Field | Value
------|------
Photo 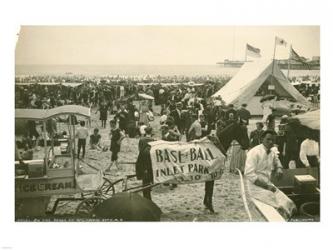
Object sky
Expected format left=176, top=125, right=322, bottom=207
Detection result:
left=15, top=26, right=320, bottom=65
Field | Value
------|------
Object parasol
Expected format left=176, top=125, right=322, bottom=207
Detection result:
left=92, top=192, right=162, bottom=221
left=292, top=109, right=320, bottom=130
left=138, top=93, right=154, bottom=100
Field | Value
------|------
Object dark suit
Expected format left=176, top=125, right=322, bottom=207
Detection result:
left=138, top=137, right=155, bottom=153
left=250, top=129, right=264, bottom=148
left=170, top=109, right=182, bottom=132
left=225, top=108, right=238, bottom=121
left=237, top=108, right=251, bottom=125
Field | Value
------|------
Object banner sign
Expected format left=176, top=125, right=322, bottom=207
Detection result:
left=16, top=177, right=76, bottom=198
left=149, top=138, right=226, bottom=184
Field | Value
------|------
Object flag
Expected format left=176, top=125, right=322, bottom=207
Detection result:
left=246, top=43, right=261, bottom=58
left=275, top=36, right=287, bottom=47
left=290, top=47, right=307, bottom=63
left=290, top=47, right=310, bottom=69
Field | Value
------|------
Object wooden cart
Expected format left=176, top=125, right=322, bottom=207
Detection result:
left=15, top=105, right=116, bottom=220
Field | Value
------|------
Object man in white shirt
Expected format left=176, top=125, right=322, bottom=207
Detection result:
left=245, top=130, right=296, bottom=219
left=76, top=120, right=89, bottom=159
left=299, top=136, right=320, bottom=168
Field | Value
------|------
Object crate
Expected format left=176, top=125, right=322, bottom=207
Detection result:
left=294, top=175, right=317, bottom=194
left=27, top=160, right=45, bottom=178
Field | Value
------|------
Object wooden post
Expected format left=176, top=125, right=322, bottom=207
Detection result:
left=43, top=121, right=48, bottom=170
left=68, top=115, right=76, bottom=173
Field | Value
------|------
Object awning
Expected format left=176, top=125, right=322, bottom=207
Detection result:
left=15, top=105, right=91, bottom=120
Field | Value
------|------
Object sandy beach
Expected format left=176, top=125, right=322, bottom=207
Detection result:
left=45, top=107, right=265, bottom=222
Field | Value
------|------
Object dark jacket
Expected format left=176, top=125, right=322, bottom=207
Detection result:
left=250, top=129, right=264, bottom=148
left=237, top=108, right=251, bottom=125
left=170, top=109, right=182, bottom=130
left=138, top=137, right=155, bottom=153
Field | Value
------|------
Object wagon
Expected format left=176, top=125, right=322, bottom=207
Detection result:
left=15, top=105, right=116, bottom=220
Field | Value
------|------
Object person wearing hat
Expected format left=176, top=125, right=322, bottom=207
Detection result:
left=161, top=120, right=180, bottom=190
left=188, top=113, right=202, bottom=141
left=96, top=101, right=108, bottom=128
left=281, top=121, right=299, bottom=169
left=249, top=122, right=265, bottom=148
left=162, top=118, right=181, bottom=142
left=261, top=96, right=276, bottom=123
left=105, top=119, right=125, bottom=172
left=266, top=113, right=276, bottom=131
left=225, top=104, right=238, bottom=122
left=114, top=104, right=128, bottom=134
left=237, top=103, right=251, bottom=126
left=138, top=126, right=155, bottom=153
left=89, top=128, right=102, bottom=150
left=169, top=102, right=183, bottom=133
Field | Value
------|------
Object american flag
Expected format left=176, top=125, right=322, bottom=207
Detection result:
left=246, top=43, right=261, bottom=57
left=290, top=47, right=309, bottom=69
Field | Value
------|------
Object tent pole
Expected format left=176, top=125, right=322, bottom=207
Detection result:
left=287, top=45, right=292, bottom=80
left=245, top=44, right=247, bottom=62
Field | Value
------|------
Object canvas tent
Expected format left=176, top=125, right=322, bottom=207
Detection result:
left=212, top=60, right=310, bottom=115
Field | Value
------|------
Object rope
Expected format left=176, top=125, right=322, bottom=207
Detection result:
left=236, top=168, right=253, bottom=222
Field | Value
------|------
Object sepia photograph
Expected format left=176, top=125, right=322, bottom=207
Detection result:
left=14, top=25, right=321, bottom=222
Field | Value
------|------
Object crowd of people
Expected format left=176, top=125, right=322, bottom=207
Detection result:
left=290, top=75, right=320, bottom=106
left=15, top=74, right=229, bottom=109
left=15, top=72, right=321, bottom=221
left=15, top=74, right=320, bottom=176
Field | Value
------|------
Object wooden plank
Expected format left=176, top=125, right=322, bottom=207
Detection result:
left=252, top=199, right=285, bottom=222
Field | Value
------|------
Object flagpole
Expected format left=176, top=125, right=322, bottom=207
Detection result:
left=287, top=45, right=292, bottom=80
left=271, top=37, right=277, bottom=85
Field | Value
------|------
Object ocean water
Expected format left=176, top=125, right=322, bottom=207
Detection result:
left=15, top=64, right=320, bottom=78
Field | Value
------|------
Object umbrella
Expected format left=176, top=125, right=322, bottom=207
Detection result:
left=61, top=82, right=83, bottom=88
left=92, top=192, right=162, bottom=221
left=293, top=109, right=320, bottom=130
left=271, top=107, right=290, bottom=117
left=138, top=93, right=154, bottom=100
left=260, top=94, right=276, bottom=103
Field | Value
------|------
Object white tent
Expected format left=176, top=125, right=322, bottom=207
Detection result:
left=212, top=60, right=310, bottom=115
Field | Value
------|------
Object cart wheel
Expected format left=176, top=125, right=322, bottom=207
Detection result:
left=75, top=197, right=104, bottom=217
left=100, top=178, right=116, bottom=198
